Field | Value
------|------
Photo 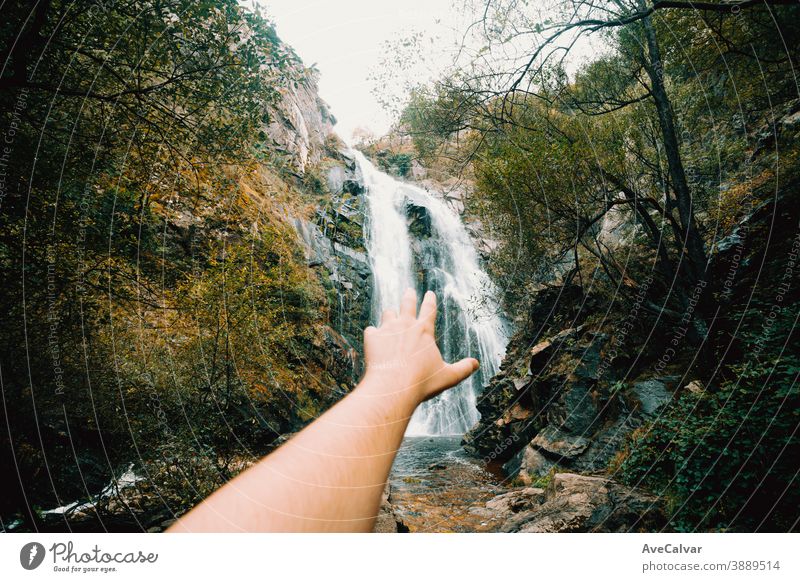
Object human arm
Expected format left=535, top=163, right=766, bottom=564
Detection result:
left=168, top=288, right=479, bottom=532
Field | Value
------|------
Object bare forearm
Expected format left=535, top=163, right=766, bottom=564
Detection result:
left=169, top=374, right=417, bottom=532
left=168, top=289, right=478, bottom=533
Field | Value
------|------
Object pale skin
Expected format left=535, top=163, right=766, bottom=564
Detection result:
left=168, top=288, right=479, bottom=532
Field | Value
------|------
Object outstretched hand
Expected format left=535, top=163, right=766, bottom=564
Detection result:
left=171, top=287, right=479, bottom=532
left=362, top=288, right=479, bottom=405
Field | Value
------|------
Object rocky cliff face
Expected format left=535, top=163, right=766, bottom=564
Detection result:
left=292, top=151, right=373, bottom=376
left=11, top=39, right=377, bottom=532
left=263, top=58, right=374, bottom=382
left=455, top=179, right=799, bottom=532
left=265, top=66, right=338, bottom=174
left=462, top=279, right=700, bottom=482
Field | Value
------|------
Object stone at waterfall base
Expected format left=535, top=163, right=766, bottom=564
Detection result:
left=476, top=473, right=666, bottom=533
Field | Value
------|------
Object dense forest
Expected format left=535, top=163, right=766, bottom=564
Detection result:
left=1, top=0, right=799, bottom=533
left=0, top=0, right=365, bottom=531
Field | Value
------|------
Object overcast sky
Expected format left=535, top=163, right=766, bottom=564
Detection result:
left=258, top=1, right=601, bottom=142
left=260, top=0, right=464, bottom=141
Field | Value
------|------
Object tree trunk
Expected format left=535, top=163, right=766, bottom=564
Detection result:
left=641, top=14, right=708, bottom=287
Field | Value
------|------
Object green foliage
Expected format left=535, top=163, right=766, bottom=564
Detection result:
left=375, top=150, right=413, bottom=178
left=400, top=84, right=481, bottom=162
left=619, top=307, right=800, bottom=531
left=529, top=466, right=560, bottom=490
left=301, top=165, right=328, bottom=197
left=0, top=0, right=339, bottom=523
left=398, top=4, right=799, bottom=318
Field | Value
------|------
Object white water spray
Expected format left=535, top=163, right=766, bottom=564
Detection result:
left=356, top=151, right=508, bottom=435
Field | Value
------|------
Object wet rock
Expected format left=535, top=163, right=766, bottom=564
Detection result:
left=292, top=211, right=372, bottom=367
left=497, top=473, right=666, bottom=533
left=405, top=202, right=433, bottom=238
left=321, top=326, right=360, bottom=384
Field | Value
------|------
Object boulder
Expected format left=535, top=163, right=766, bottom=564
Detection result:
left=531, top=426, right=590, bottom=460
left=485, top=488, right=545, bottom=518
left=685, top=380, right=706, bottom=395
left=517, top=446, right=555, bottom=484
left=632, top=379, right=672, bottom=416
left=496, top=473, right=666, bottom=532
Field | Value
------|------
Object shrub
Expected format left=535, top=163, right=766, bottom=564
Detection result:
left=619, top=307, right=800, bottom=531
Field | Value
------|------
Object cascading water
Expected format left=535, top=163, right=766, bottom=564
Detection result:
left=355, top=151, right=508, bottom=435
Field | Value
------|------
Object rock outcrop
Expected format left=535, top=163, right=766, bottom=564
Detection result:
left=264, top=47, right=374, bottom=374
left=464, top=286, right=633, bottom=473
left=265, top=64, right=337, bottom=174
left=459, top=283, right=676, bottom=531
left=486, top=473, right=666, bottom=533
left=292, top=150, right=373, bottom=378
left=256, top=50, right=373, bottom=385
left=462, top=279, right=688, bottom=485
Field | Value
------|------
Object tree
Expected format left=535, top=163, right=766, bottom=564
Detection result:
left=398, top=0, right=798, bottom=328
left=0, top=0, right=334, bottom=526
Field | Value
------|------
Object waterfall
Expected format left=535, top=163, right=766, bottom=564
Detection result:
left=355, top=151, right=508, bottom=436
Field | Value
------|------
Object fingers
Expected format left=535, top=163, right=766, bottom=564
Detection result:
left=443, top=358, right=480, bottom=388
left=418, top=290, right=437, bottom=331
left=399, top=287, right=417, bottom=319
left=380, top=309, right=397, bottom=325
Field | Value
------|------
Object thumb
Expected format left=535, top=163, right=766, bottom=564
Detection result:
left=443, top=358, right=480, bottom=388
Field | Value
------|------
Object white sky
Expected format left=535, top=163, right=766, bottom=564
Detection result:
left=259, top=0, right=465, bottom=141
left=257, top=1, right=602, bottom=142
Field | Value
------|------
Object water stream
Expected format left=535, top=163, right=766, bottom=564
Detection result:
left=356, top=151, right=508, bottom=435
